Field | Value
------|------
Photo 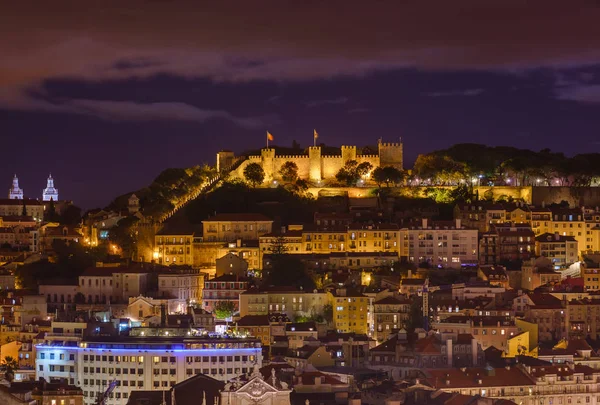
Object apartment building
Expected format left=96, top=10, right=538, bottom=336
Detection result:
left=78, top=266, right=150, bottom=304
left=201, top=213, right=272, bottom=242
left=535, top=233, right=578, bottom=269
left=157, top=268, right=203, bottom=303
left=480, top=224, right=535, bottom=266
left=400, top=219, right=478, bottom=269
left=331, top=288, right=369, bottom=334
left=201, top=274, right=249, bottom=313
left=154, top=225, right=197, bottom=266
left=347, top=223, right=399, bottom=254
left=549, top=208, right=585, bottom=258
left=239, top=286, right=329, bottom=320
left=36, top=332, right=262, bottom=405
left=373, top=295, right=411, bottom=342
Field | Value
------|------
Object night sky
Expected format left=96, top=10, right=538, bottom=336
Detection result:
left=2, top=2, right=600, bottom=209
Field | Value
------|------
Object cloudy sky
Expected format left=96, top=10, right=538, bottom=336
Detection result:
left=2, top=1, right=600, bottom=208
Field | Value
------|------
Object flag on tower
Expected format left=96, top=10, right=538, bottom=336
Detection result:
left=267, top=131, right=274, bottom=141
left=313, top=129, right=318, bottom=140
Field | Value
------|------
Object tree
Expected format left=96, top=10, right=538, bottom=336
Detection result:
left=335, top=160, right=373, bottom=186
left=268, top=235, right=289, bottom=255
left=61, top=205, right=82, bottom=225
left=3, top=356, right=18, bottom=382
left=243, top=163, right=265, bottom=187
left=279, top=161, right=299, bottom=183
left=372, top=166, right=404, bottom=187
left=322, top=304, right=333, bottom=324
left=45, top=199, right=60, bottom=222
left=214, top=301, right=236, bottom=320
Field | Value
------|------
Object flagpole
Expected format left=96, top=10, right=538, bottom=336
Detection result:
left=266, top=131, right=269, bottom=148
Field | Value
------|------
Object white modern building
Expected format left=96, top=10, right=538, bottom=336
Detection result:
left=400, top=219, right=479, bottom=268
left=36, top=332, right=262, bottom=405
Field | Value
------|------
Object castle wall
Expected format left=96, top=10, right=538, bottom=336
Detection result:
left=272, top=156, right=311, bottom=179
left=227, top=142, right=401, bottom=184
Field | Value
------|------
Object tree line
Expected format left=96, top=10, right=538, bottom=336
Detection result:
left=412, top=144, right=600, bottom=187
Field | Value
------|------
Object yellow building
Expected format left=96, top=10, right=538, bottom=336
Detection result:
left=583, top=267, right=600, bottom=291
left=239, top=287, right=329, bottom=321
left=504, top=331, right=534, bottom=357
left=535, top=233, right=578, bottom=269
left=259, top=230, right=303, bottom=259
left=347, top=223, right=399, bottom=254
left=530, top=207, right=552, bottom=236
left=154, top=225, right=197, bottom=265
left=331, top=288, right=368, bottom=334
left=549, top=208, right=585, bottom=258
left=303, top=225, right=347, bottom=254
left=202, top=213, right=273, bottom=242
left=515, top=318, right=539, bottom=356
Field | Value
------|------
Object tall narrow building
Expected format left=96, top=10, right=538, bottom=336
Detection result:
left=8, top=174, right=24, bottom=199
left=42, top=174, right=59, bottom=201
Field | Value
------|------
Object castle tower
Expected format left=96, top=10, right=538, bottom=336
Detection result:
left=128, top=193, right=140, bottom=214
left=261, top=148, right=276, bottom=182
left=341, top=145, right=357, bottom=163
left=309, top=146, right=322, bottom=182
left=42, top=174, right=59, bottom=201
left=378, top=139, right=403, bottom=170
left=216, top=150, right=235, bottom=172
left=8, top=174, right=24, bottom=199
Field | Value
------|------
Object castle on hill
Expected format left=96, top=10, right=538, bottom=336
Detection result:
left=219, top=139, right=403, bottom=183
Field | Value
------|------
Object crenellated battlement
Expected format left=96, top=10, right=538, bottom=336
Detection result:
left=341, top=145, right=356, bottom=150
left=357, top=154, right=379, bottom=159
left=276, top=155, right=310, bottom=160
left=379, top=142, right=402, bottom=147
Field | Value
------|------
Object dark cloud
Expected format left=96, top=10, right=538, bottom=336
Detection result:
left=305, top=97, right=349, bottom=108
left=556, top=84, right=600, bottom=103
left=426, top=89, right=484, bottom=97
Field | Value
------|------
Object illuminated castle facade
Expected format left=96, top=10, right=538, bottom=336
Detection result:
left=222, top=139, right=403, bottom=183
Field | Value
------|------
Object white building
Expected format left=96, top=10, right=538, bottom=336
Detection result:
left=42, top=174, right=59, bottom=201
left=400, top=219, right=479, bottom=268
left=8, top=174, right=24, bottom=199
left=36, top=332, right=262, bottom=405
left=78, top=266, right=150, bottom=305
left=157, top=269, right=204, bottom=304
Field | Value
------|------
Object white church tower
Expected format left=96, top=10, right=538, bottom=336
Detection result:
left=42, top=174, right=59, bottom=201
left=8, top=174, right=24, bottom=199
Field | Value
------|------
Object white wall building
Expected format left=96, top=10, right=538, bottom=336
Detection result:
left=36, top=334, right=262, bottom=405
left=400, top=219, right=479, bottom=268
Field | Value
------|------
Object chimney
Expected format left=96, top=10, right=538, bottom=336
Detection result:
left=471, top=337, right=478, bottom=366
left=455, top=218, right=461, bottom=229
left=160, top=304, right=166, bottom=327
left=555, top=232, right=560, bottom=241
left=446, top=339, right=453, bottom=367
left=422, top=218, right=428, bottom=229
left=236, top=239, right=242, bottom=248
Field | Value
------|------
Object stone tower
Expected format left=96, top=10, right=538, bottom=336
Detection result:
left=8, top=174, right=24, bottom=199
left=309, top=146, right=322, bottom=182
left=42, top=174, right=59, bottom=201
left=378, top=140, right=403, bottom=170
left=261, top=148, right=276, bottom=182
left=216, top=150, right=235, bottom=172
left=341, top=145, right=357, bottom=163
